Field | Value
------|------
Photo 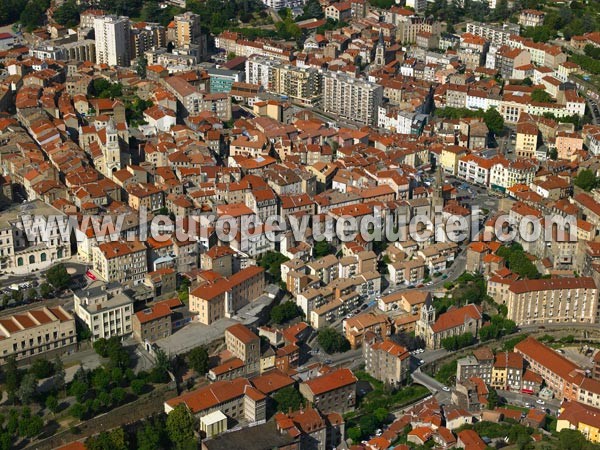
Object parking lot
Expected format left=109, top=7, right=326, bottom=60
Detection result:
left=156, top=317, right=238, bottom=355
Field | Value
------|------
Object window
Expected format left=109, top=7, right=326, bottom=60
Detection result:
left=40, top=253, right=47, bottom=262
left=17, top=257, right=23, bottom=266
left=29, top=255, right=35, bottom=264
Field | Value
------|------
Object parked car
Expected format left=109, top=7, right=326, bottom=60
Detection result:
left=442, top=386, right=450, bottom=392
left=536, top=399, right=545, bottom=405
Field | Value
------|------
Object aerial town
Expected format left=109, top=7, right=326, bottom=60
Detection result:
left=2, top=0, right=600, bottom=449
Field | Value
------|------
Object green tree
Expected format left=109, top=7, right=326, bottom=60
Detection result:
left=69, top=380, right=89, bottom=402
left=45, top=395, right=59, bottom=414
left=86, top=428, right=128, bottom=450
left=317, top=327, right=350, bottom=354
left=46, top=264, right=70, bottom=289
left=131, top=379, right=146, bottom=396
left=346, top=426, right=362, bottom=443
left=53, top=0, right=80, bottom=27
left=188, top=346, right=209, bottom=376
left=483, top=108, right=504, bottom=135
left=137, top=417, right=167, bottom=450
left=20, top=0, right=50, bottom=31
left=111, top=387, right=126, bottom=405
left=531, top=89, right=553, bottom=103
left=272, top=386, right=304, bottom=412
left=166, top=404, right=197, bottom=450
left=54, top=356, right=66, bottom=394
left=70, top=402, right=87, bottom=420
left=270, top=301, right=303, bottom=324
left=575, top=169, right=598, bottom=191
left=18, top=410, right=43, bottom=438
left=136, top=55, right=148, bottom=79
left=30, top=359, right=54, bottom=379
left=549, top=148, right=558, bottom=160
left=259, top=251, right=289, bottom=282
left=4, top=356, right=20, bottom=403
left=40, top=282, right=53, bottom=298
left=487, top=387, right=499, bottom=409
left=17, top=373, right=37, bottom=404
left=314, top=241, right=334, bottom=258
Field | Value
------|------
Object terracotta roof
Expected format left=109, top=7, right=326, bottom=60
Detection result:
left=431, top=304, right=482, bottom=333
left=165, top=377, right=252, bottom=413
left=509, top=277, right=596, bottom=294
left=302, top=368, right=357, bottom=395
left=250, top=369, right=295, bottom=395
left=226, top=323, right=259, bottom=344
left=515, top=337, right=578, bottom=381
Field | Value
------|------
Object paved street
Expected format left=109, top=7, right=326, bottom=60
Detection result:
left=411, top=369, right=452, bottom=404
left=499, top=390, right=560, bottom=415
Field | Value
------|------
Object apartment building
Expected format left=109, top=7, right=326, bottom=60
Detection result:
left=174, top=12, right=202, bottom=47
left=132, top=298, right=180, bottom=343
left=163, top=76, right=232, bottom=120
left=126, top=182, right=165, bottom=212
left=515, top=337, right=583, bottom=400
left=0, top=306, right=76, bottom=363
left=225, top=324, right=261, bottom=377
left=343, top=313, right=392, bottom=349
left=491, top=351, right=524, bottom=391
left=299, top=368, right=357, bottom=414
left=519, top=9, right=545, bottom=27
left=92, top=239, right=148, bottom=287
left=322, top=71, right=383, bottom=126
left=515, top=121, right=539, bottom=159
left=557, top=401, right=600, bottom=444
left=94, top=15, right=131, bottom=66
left=489, top=158, right=537, bottom=191
left=131, top=22, right=165, bottom=59
left=0, top=200, right=71, bottom=275
left=189, top=266, right=265, bottom=324
left=164, top=377, right=267, bottom=425
left=246, top=56, right=321, bottom=105
left=275, top=406, right=345, bottom=450
left=456, top=347, right=495, bottom=384
left=504, top=277, right=599, bottom=326
left=363, top=335, right=410, bottom=387
left=73, top=281, right=134, bottom=341
left=387, top=258, right=427, bottom=286
left=465, top=22, right=519, bottom=46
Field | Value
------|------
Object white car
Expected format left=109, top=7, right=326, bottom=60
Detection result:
left=536, top=399, right=545, bottom=405
left=419, top=359, right=425, bottom=365
left=442, top=386, right=450, bottom=392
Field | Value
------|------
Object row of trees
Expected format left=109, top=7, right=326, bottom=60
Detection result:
left=84, top=408, right=197, bottom=450
left=434, top=107, right=504, bottom=135
left=441, top=332, right=474, bottom=351
left=479, top=315, right=517, bottom=341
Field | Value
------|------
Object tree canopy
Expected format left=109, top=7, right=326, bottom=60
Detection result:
left=53, top=0, right=80, bottom=28
left=166, top=404, right=197, bottom=450
left=188, top=346, right=209, bottom=376
left=531, top=89, right=554, bottom=103
left=483, top=108, right=504, bottom=135
left=574, top=169, right=598, bottom=191
left=270, top=301, right=303, bottom=324
left=273, top=386, right=304, bottom=412
left=317, top=327, right=350, bottom=354
left=496, top=243, right=540, bottom=279
left=46, top=264, right=70, bottom=289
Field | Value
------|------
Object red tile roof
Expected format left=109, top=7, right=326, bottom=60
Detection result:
left=302, top=368, right=357, bottom=395
left=431, top=304, right=482, bottom=333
